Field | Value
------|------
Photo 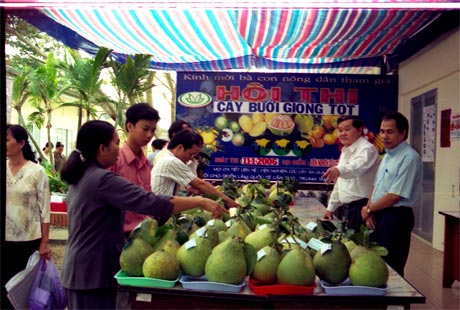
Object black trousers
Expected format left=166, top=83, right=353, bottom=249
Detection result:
left=66, top=288, right=118, bottom=310
left=371, top=206, right=414, bottom=277
left=337, top=198, right=369, bottom=233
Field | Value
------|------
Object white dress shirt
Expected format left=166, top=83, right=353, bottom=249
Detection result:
left=326, top=137, right=380, bottom=212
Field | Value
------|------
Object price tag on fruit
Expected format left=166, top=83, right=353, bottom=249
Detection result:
left=257, top=248, right=267, bottom=261
left=185, top=237, right=197, bottom=250
left=306, top=221, right=317, bottom=231
left=320, top=243, right=332, bottom=254
left=307, top=238, right=324, bottom=251
left=195, top=227, right=206, bottom=237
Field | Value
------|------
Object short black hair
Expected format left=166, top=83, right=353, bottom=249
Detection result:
left=168, top=119, right=191, bottom=139
left=168, top=129, right=203, bottom=150
left=56, top=141, right=64, bottom=148
left=151, top=138, right=168, bottom=149
left=337, top=115, right=364, bottom=131
left=381, top=111, right=409, bottom=140
left=125, top=103, right=160, bottom=131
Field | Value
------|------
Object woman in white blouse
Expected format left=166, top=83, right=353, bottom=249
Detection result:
left=3, top=124, right=51, bottom=310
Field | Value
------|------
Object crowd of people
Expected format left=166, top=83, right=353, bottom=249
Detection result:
left=4, top=104, right=421, bottom=309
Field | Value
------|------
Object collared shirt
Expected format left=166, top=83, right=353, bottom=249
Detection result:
left=327, top=137, right=380, bottom=212
left=110, top=142, right=152, bottom=233
left=151, top=150, right=196, bottom=196
left=6, top=160, right=50, bottom=241
left=372, top=141, right=422, bottom=207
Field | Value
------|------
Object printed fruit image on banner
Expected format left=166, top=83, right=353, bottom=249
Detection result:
left=176, top=72, right=397, bottom=183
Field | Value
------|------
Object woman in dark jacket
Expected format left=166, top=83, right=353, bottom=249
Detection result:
left=60, top=120, right=227, bottom=310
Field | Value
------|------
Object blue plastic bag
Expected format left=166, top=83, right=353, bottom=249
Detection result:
left=29, top=259, right=67, bottom=310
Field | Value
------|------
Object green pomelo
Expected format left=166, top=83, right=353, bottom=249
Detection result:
left=190, top=226, right=220, bottom=248
left=206, top=219, right=228, bottom=232
left=344, top=240, right=358, bottom=255
left=205, top=237, right=247, bottom=284
left=143, top=250, right=180, bottom=280
left=349, top=249, right=389, bottom=287
left=226, top=221, right=251, bottom=239
left=160, top=239, right=181, bottom=257
left=177, top=236, right=213, bottom=277
left=277, top=247, right=315, bottom=286
left=350, top=245, right=369, bottom=261
left=313, top=242, right=352, bottom=285
left=139, top=218, right=159, bottom=247
left=252, top=246, right=281, bottom=284
left=152, top=229, right=175, bottom=252
left=119, top=239, right=154, bottom=276
left=244, top=226, right=275, bottom=251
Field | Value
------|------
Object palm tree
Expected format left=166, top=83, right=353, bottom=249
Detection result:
left=107, top=54, right=156, bottom=132
left=27, top=53, right=72, bottom=167
left=60, top=47, right=112, bottom=132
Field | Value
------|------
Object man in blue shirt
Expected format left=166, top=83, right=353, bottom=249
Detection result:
left=361, top=111, right=422, bottom=276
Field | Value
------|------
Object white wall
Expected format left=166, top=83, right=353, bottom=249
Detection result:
left=399, top=27, right=460, bottom=251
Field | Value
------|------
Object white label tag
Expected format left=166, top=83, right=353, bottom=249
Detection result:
left=195, top=227, right=206, bottom=237
left=207, top=219, right=216, bottom=226
left=225, top=220, right=232, bottom=228
left=257, top=248, right=266, bottom=261
left=306, top=221, right=317, bottom=231
left=135, top=293, right=152, bottom=302
left=258, top=224, right=268, bottom=230
left=281, top=237, right=308, bottom=249
left=307, top=238, right=324, bottom=251
left=320, top=243, right=332, bottom=254
left=185, top=237, right=197, bottom=249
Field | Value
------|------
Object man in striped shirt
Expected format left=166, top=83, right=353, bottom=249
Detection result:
left=151, top=129, right=238, bottom=210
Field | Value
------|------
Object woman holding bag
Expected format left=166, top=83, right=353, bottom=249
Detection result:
left=3, top=124, right=51, bottom=310
left=60, top=120, right=227, bottom=309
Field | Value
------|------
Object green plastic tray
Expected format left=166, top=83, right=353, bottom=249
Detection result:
left=114, top=270, right=180, bottom=288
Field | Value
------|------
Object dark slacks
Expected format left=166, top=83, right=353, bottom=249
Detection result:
left=66, top=287, right=118, bottom=310
left=337, top=198, right=369, bottom=233
left=372, top=206, right=414, bottom=277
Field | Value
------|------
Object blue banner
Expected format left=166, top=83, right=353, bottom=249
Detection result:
left=176, top=72, right=397, bottom=183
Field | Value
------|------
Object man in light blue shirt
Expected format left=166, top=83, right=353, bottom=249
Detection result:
left=361, top=111, right=422, bottom=276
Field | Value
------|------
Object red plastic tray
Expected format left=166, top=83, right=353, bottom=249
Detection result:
left=249, top=278, right=316, bottom=295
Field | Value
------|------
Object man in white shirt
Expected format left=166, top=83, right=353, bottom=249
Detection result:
left=151, top=129, right=239, bottom=210
left=322, top=116, right=380, bottom=232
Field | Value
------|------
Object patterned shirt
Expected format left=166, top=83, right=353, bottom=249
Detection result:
left=151, top=150, right=196, bottom=195
left=6, top=160, right=50, bottom=241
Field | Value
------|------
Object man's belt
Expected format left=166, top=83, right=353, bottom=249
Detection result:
left=342, top=198, right=369, bottom=208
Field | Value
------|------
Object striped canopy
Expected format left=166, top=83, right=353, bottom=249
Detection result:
left=10, top=7, right=450, bottom=73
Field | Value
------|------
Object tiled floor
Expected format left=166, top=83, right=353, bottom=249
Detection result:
left=405, top=235, right=460, bottom=309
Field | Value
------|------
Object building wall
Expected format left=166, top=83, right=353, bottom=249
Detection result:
left=399, top=27, right=460, bottom=251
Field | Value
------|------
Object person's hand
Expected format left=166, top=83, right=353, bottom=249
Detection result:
left=361, top=205, right=371, bottom=220
left=322, top=167, right=340, bottom=184
left=322, top=210, right=335, bottom=220
left=225, top=199, right=239, bottom=210
left=39, top=240, right=51, bottom=260
left=201, top=197, right=229, bottom=219
left=365, top=215, right=376, bottom=230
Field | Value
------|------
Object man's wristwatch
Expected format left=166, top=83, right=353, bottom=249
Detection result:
left=366, top=206, right=372, bottom=213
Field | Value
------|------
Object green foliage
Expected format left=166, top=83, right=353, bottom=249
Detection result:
left=42, top=161, right=68, bottom=194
